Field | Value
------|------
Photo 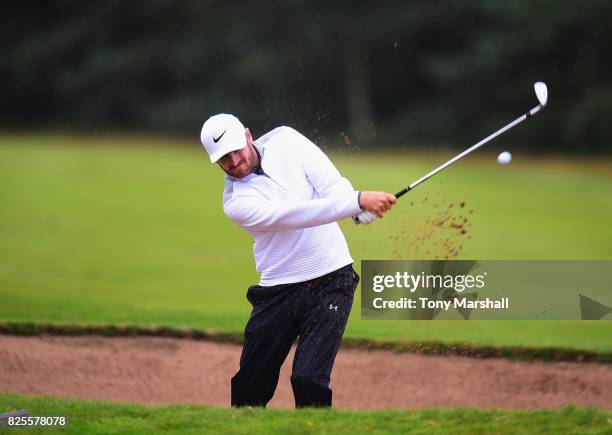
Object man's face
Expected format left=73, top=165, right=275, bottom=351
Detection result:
left=217, top=129, right=257, bottom=179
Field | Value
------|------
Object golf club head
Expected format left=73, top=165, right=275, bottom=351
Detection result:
left=534, top=82, right=548, bottom=107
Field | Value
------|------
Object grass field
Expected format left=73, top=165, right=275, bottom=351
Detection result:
left=1, top=393, right=610, bottom=434
left=1, top=134, right=612, bottom=351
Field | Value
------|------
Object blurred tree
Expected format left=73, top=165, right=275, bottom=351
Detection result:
left=0, top=0, right=610, bottom=151
left=424, top=0, right=612, bottom=150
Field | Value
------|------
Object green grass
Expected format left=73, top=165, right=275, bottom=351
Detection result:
left=1, top=393, right=610, bottom=434
left=1, top=134, right=612, bottom=351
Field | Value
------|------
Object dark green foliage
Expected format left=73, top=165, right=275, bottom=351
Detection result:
left=1, top=1, right=610, bottom=150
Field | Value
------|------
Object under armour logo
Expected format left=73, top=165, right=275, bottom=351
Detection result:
left=329, top=304, right=338, bottom=311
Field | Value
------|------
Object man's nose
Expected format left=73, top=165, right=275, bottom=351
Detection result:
left=229, top=152, right=241, bottom=166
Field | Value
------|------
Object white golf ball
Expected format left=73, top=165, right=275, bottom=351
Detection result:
left=497, top=151, right=512, bottom=165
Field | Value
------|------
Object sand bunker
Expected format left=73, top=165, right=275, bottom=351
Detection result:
left=1, top=335, right=610, bottom=410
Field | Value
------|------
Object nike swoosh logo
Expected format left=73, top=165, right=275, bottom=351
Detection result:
left=213, top=130, right=226, bottom=143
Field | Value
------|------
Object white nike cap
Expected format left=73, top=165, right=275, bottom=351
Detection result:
left=200, top=114, right=247, bottom=163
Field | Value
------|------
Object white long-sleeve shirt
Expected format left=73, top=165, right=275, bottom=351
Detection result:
left=223, top=126, right=361, bottom=286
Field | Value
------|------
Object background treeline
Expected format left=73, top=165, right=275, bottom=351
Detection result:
left=1, top=0, right=611, bottom=151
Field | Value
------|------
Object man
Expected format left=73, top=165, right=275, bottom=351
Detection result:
left=200, top=113, right=396, bottom=408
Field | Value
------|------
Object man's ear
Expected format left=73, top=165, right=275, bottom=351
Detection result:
left=245, top=128, right=252, bottom=143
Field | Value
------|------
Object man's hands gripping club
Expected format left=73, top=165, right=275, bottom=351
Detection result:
left=353, top=191, right=397, bottom=225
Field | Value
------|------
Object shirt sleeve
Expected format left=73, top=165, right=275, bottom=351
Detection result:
left=224, top=191, right=362, bottom=232
left=291, top=130, right=357, bottom=199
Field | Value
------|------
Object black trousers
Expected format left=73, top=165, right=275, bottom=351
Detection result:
left=231, top=264, right=359, bottom=408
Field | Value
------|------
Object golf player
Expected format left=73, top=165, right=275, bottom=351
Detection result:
left=200, top=113, right=396, bottom=408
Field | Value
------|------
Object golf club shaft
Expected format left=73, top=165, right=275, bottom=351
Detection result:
left=394, top=104, right=543, bottom=199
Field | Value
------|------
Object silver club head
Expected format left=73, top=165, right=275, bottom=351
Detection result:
left=534, top=82, right=548, bottom=107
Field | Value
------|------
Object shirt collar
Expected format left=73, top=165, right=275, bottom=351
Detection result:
left=251, top=146, right=264, bottom=176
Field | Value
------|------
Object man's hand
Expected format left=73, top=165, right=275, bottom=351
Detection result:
left=359, top=191, right=396, bottom=217
left=353, top=191, right=396, bottom=224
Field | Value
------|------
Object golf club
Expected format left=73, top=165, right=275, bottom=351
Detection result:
left=355, top=81, right=548, bottom=224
